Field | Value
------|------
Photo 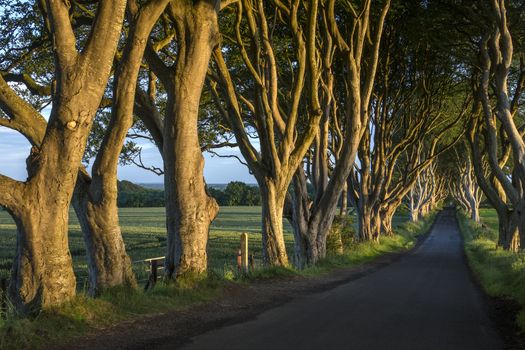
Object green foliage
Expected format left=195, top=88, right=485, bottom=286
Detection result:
left=208, top=182, right=261, bottom=206
left=117, top=180, right=164, bottom=207
left=326, top=215, right=356, bottom=255
left=113, top=181, right=262, bottom=208
left=457, top=210, right=525, bottom=333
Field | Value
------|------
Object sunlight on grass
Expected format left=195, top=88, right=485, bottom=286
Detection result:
left=0, top=276, right=222, bottom=349
left=0, top=208, right=435, bottom=349
left=457, top=210, right=525, bottom=332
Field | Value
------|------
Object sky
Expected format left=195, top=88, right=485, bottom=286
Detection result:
left=0, top=128, right=256, bottom=184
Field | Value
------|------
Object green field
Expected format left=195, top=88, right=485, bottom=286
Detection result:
left=0, top=207, right=410, bottom=287
left=0, top=207, right=294, bottom=285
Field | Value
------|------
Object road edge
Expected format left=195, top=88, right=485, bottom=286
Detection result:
left=454, top=210, right=525, bottom=350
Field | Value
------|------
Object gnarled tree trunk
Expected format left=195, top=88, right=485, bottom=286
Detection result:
left=9, top=177, right=76, bottom=312
left=73, top=176, right=135, bottom=295
left=163, top=1, right=220, bottom=277
left=260, top=180, right=289, bottom=266
left=4, top=0, right=127, bottom=312
left=380, top=205, right=396, bottom=237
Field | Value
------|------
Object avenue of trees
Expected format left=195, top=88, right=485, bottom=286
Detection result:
left=0, top=0, right=523, bottom=313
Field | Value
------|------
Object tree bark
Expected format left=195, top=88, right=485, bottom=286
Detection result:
left=340, top=182, right=348, bottom=216
left=1, top=70, right=136, bottom=295
left=410, top=188, right=419, bottom=222
left=358, top=208, right=374, bottom=242
left=260, top=180, right=289, bottom=266
left=8, top=179, right=76, bottom=312
left=162, top=1, right=220, bottom=277
left=78, top=0, right=169, bottom=294
left=381, top=206, right=396, bottom=237
left=498, top=210, right=520, bottom=252
left=210, top=0, right=324, bottom=267
left=3, top=0, right=127, bottom=312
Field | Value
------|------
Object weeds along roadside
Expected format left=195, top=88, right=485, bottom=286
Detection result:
left=456, top=210, right=525, bottom=333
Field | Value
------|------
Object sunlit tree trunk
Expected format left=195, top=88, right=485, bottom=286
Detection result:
left=0, top=0, right=127, bottom=312
left=161, top=1, right=220, bottom=277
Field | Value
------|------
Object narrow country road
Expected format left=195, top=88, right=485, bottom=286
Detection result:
left=180, top=209, right=503, bottom=350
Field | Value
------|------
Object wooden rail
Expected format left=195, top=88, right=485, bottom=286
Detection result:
left=143, top=256, right=165, bottom=291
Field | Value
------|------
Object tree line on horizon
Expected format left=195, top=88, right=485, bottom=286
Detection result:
left=118, top=180, right=261, bottom=207
left=0, top=0, right=523, bottom=314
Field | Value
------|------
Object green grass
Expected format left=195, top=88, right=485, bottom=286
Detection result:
left=0, top=207, right=295, bottom=284
left=0, top=207, right=435, bottom=349
left=457, top=209, right=525, bottom=332
left=299, top=213, right=435, bottom=277
left=0, top=207, right=411, bottom=285
left=0, top=275, right=222, bottom=349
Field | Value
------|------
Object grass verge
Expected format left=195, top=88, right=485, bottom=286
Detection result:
left=299, top=212, right=436, bottom=277
left=0, top=213, right=435, bottom=349
left=456, top=210, right=525, bottom=333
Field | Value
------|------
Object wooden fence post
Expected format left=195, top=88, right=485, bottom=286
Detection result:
left=151, top=259, right=158, bottom=285
left=1, top=278, right=7, bottom=315
left=241, top=233, right=248, bottom=273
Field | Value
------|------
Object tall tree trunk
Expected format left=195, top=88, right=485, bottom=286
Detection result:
left=163, top=97, right=220, bottom=277
left=1, top=0, right=127, bottom=312
left=498, top=210, right=520, bottom=252
left=72, top=176, right=135, bottom=295
left=470, top=200, right=480, bottom=223
left=371, top=209, right=382, bottom=242
left=410, top=188, right=419, bottom=222
left=340, top=182, right=348, bottom=216
left=289, top=169, right=343, bottom=267
left=289, top=174, right=310, bottom=268
left=9, top=177, right=76, bottom=312
left=163, top=1, right=220, bottom=277
left=260, top=180, right=289, bottom=266
left=381, top=206, right=396, bottom=236
left=358, top=207, right=374, bottom=241
left=72, top=0, right=168, bottom=293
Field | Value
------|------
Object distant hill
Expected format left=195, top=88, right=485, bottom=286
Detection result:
left=138, top=183, right=165, bottom=190
left=118, top=181, right=163, bottom=207
left=118, top=180, right=151, bottom=192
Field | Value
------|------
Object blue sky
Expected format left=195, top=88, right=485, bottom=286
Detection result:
left=0, top=128, right=256, bottom=184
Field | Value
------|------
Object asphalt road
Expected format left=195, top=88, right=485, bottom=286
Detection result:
left=181, top=209, right=503, bottom=350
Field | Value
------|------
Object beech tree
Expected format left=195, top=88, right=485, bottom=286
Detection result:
left=210, top=0, right=323, bottom=266
left=465, top=0, right=524, bottom=251
left=135, top=1, right=224, bottom=277
left=448, top=147, right=483, bottom=222
left=0, top=0, right=170, bottom=294
left=0, top=0, right=126, bottom=312
left=288, top=0, right=391, bottom=266
left=468, top=101, right=521, bottom=250
left=77, top=0, right=170, bottom=292
left=347, top=35, right=464, bottom=241
left=479, top=0, right=524, bottom=248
